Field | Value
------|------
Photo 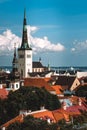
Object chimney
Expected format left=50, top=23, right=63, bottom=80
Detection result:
left=2, top=127, right=5, bottom=130
left=62, top=101, right=67, bottom=110
left=40, top=106, right=45, bottom=110
left=78, top=98, right=82, bottom=106
left=47, top=118, right=51, bottom=124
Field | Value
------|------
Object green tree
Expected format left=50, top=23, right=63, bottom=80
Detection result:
left=7, top=121, right=21, bottom=130
left=0, top=86, right=61, bottom=125
left=22, top=115, right=48, bottom=130
left=44, top=90, right=61, bottom=110
left=48, top=123, right=59, bottom=130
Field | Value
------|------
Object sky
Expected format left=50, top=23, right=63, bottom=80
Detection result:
left=0, top=0, right=87, bottom=67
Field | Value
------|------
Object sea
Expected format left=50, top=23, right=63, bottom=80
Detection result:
left=1, top=66, right=87, bottom=72
left=51, top=66, right=87, bottom=72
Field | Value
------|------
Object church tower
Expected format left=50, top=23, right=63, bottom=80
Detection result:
left=12, top=43, right=18, bottom=73
left=18, top=9, right=32, bottom=78
left=10, top=43, right=20, bottom=80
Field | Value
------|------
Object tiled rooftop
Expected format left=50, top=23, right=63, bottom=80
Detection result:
left=24, top=77, right=54, bottom=92
left=0, top=88, right=8, bottom=99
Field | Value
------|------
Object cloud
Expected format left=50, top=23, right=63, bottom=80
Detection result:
left=0, top=29, right=21, bottom=55
left=0, top=25, right=65, bottom=56
left=71, top=40, right=87, bottom=53
left=27, top=25, right=65, bottom=53
left=30, top=36, right=65, bottom=53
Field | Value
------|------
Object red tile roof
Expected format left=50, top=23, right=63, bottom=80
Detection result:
left=1, top=96, right=87, bottom=129
left=31, top=109, right=56, bottom=123
left=1, top=109, right=69, bottom=129
left=52, top=85, right=63, bottom=95
left=66, top=104, right=87, bottom=115
left=44, top=77, right=52, bottom=82
left=53, top=109, right=70, bottom=122
left=0, top=88, right=8, bottom=99
left=24, top=78, right=54, bottom=91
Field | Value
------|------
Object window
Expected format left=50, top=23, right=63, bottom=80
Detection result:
left=16, top=84, right=18, bottom=88
left=27, top=54, right=31, bottom=58
left=12, top=84, right=14, bottom=89
left=19, top=55, right=24, bottom=58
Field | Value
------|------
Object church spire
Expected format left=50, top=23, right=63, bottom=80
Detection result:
left=24, top=8, right=26, bottom=19
left=12, top=43, right=18, bottom=72
left=21, top=9, right=32, bottom=50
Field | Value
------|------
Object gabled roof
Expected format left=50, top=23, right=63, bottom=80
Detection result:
left=52, top=85, right=63, bottom=95
left=60, top=96, right=87, bottom=115
left=66, top=104, right=87, bottom=115
left=0, top=88, right=8, bottom=99
left=44, top=77, right=52, bottom=82
left=33, top=62, right=45, bottom=68
left=24, top=78, right=54, bottom=91
left=1, top=96, right=87, bottom=129
left=55, top=76, right=76, bottom=90
left=53, top=109, right=70, bottom=122
left=28, top=71, right=52, bottom=77
left=31, top=109, right=56, bottom=123
left=0, top=109, right=69, bottom=129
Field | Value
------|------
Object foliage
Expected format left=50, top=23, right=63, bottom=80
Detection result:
left=0, top=86, right=61, bottom=125
left=75, top=85, right=87, bottom=97
left=48, top=123, right=59, bottom=130
left=22, top=115, right=48, bottom=130
left=6, top=121, right=21, bottom=130
left=6, top=111, right=87, bottom=130
left=7, top=115, right=59, bottom=130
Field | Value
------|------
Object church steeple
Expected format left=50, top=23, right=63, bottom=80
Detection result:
left=12, top=43, right=18, bottom=72
left=21, top=9, right=32, bottom=50
left=18, top=9, right=33, bottom=77
left=11, top=43, right=20, bottom=80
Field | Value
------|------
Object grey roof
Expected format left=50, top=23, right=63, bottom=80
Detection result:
left=33, top=62, right=45, bottom=68
left=55, top=76, right=76, bottom=90
left=28, top=71, right=52, bottom=77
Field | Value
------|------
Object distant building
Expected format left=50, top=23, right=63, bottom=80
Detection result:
left=77, top=71, right=87, bottom=78
left=54, top=75, right=80, bottom=91
left=32, top=61, right=46, bottom=73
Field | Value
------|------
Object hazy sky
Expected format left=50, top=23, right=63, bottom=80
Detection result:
left=0, top=0, right=87, bottom=67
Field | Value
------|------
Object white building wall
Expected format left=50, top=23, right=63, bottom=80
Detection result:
left=10, top=82, right=20, bottom=90
left=77, top=71, right=87, bottom=78
left=25, top=50, right=32, bottom=77
left=18, top=50, right=25, bottom=77
left=70, top=78, right=80, bottom=91
left=18, top=49, right=32, bottom=78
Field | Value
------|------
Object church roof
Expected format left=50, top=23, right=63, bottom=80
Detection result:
left=33, top=62, right=45, bottom=68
